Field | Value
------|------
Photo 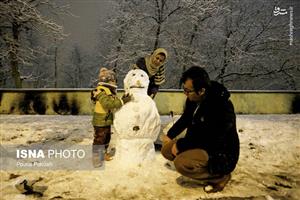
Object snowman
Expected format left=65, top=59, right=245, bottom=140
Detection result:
left=113, top=69, right=161, bottom=166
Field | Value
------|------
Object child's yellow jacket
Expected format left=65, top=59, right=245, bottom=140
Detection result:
left=92, top=84, right=122, bottom=127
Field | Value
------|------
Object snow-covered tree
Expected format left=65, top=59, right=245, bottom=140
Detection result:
left=0, top=0, right=70, bottom=87
left=203, top=0, right=300, bottom=90
left=100, top=0, right=299, bottom=90
left=100, top=0, right=221, bottom=88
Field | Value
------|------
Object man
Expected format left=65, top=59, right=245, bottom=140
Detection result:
left=161, top=66, right=239, bottom=193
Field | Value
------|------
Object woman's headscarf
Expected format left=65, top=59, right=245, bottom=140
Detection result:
left=145, top=48, right=168, bottom=77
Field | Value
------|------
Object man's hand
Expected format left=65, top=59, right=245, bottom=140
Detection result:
left=161, top=135, right=178, bottom=157
left=171, top=143, right=178, bottom=156
left=161, top=135, right=171, bottom=146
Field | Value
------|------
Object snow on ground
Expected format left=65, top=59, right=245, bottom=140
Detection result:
left=0, top=114, right=300, bottom=200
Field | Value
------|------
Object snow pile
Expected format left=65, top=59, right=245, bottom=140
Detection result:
left=0, top=115, right=300, bottom=199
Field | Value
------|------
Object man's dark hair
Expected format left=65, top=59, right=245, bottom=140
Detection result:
left=180, top=66, right=211, bottom=92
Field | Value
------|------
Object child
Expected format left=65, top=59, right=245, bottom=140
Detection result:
left=91, top=67, right=131, bottom=167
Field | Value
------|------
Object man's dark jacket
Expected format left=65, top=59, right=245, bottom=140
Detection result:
left=167, top=81, right=240, bottom=175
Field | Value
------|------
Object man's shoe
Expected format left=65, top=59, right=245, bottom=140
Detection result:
left=203, top=174, right=231, bottom=193
left=164, top=161, right=176, bottom=171
left=176, top=176, right=207, bottom=188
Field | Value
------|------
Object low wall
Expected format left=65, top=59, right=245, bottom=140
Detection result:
left=0, top=89, right=299, bottom=115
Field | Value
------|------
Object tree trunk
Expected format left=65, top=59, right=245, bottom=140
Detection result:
left=54, top=44, right=58, bottom=88
left=219, top=16, right=232, bottom=84
left=10, top=55, right=22, bottom=88
left=153, top=24, right=161, bottom=51
left=10, top=21, right=22, bottom=88
left=220, top=37, right=229, bottom=84
left=113, top=29, right=124, bottom=71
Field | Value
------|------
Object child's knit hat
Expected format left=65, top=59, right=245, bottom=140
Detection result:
left=98, top=67, right=117, bottom=85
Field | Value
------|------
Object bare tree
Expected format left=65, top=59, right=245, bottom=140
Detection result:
left=0, top=0, right=70, bottom=88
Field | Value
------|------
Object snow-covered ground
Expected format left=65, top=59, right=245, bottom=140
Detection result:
left=0, top=114, right=300, bottom=200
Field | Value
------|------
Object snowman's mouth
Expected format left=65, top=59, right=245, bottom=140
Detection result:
left=129, top=86, right=145, bottom=88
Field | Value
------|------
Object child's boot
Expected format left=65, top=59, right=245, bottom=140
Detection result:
left=92, top=146, right=105, bottom=168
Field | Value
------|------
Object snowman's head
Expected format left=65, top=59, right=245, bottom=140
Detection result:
left=124, top=69, right=149, bottom=95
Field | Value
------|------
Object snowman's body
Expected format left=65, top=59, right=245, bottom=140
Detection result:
left=113, top=69, right=160, bottom=166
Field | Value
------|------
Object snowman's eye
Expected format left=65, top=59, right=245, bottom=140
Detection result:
left=132, top=73, right=136, bottom=76
left=141, top=74, right=144, bottom=77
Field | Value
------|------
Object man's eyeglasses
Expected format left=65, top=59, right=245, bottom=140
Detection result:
left=183, top=87, right=195, bottom=94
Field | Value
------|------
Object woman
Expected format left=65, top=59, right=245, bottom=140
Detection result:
left=133, top=48, right=168, bottom=98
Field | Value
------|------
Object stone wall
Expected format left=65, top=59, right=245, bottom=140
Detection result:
left=0, top=89, right=299, bottom=114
